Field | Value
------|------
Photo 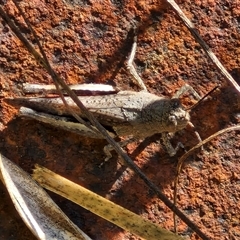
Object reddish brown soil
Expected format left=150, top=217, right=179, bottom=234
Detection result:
left=0, top=0, right=240, bottom=239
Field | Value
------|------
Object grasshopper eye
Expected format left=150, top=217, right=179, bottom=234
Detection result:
left=169, top=115, right=177, bottom=126
left=171, top=98, right=180, bottom=108
left=180, top=116, right=186, bottom=121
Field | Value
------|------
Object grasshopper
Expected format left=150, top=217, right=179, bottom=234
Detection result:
left=6, top=38, right=202, bottom=160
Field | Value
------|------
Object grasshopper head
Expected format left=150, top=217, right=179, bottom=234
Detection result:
left=167, top=98, right=190, bottom=132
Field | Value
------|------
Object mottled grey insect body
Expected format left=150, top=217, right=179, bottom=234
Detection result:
left=5, top=34, right=201, bottom=158
left=8, top=90, right=190, bottom=141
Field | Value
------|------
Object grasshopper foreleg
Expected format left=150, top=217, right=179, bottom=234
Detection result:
left=161, top=132, right=185, bottom=157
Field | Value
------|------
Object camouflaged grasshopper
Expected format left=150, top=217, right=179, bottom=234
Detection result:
left=6, top=39, right=202, bottom=160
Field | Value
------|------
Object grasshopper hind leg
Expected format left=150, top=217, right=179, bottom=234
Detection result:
left=126, top=35, right=148, bottom=92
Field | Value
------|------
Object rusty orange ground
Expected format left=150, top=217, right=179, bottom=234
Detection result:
left=0, top=0, right=240, bottom=239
